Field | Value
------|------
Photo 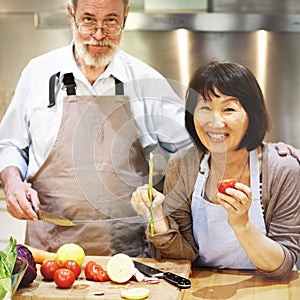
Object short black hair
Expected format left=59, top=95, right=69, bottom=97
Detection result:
left=185, top=60, right=271, bottom=152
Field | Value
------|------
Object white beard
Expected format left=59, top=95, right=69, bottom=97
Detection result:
left=74, top=38, right=120, bottom=68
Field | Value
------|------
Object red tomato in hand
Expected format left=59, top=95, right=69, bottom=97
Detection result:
left=54, top=268, right=75, bottom=288
left=217, top=179, right=237, bottom=194
left=62, top=260, right=81, bottom=279
left=40, top=259, right=61, bottom=281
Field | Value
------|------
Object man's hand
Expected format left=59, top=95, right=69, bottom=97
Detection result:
left=6, top=182, right=39, bottom=221
left=0, top=166, right=39, bottom=220
left=271, top=142, right=300, bottom=162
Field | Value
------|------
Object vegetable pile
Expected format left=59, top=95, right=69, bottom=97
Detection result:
left=0, top=237, right=37, bottom=299
left=2, top=239, right=143, bottom=296
left=40, top=259, right=82, bottom=288
left=38, top=258, right=110, bottom=288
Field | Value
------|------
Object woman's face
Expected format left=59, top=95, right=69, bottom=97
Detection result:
left=194, top=88, right=249, bottom=154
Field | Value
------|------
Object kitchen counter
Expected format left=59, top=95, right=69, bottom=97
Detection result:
left=13, top=257, right=191, bottom=300
left=182, top=267, right=299, bottom=300
left=13, top=256, right=299, bottom=300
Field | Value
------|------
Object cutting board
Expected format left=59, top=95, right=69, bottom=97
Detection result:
left=13, top=256, right=191, bottom=300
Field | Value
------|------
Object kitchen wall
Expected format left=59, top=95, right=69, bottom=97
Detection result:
left=1, top=0, right=300, bottom=146
left=122, top=29, right=300, bottom=147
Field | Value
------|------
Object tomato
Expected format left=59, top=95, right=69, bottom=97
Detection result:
left=101, top=270, right=110, bottom=282
left=62, top=260, right=81, bottom=279
left=54, top=268, right=75, bottom=288
left=99, top=270, right=110, bottom=282
left=84, top=261, right=109, bottom=282
left=217, top=179, right=237, bottom=194
left=84, top=261, right=97, bottom=280
left=40, top=259, right=61, bottom=281
left=92, top=265, right=110, bottom=282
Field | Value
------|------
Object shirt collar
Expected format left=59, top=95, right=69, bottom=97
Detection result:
left=99, top=50, right=127, bottom=83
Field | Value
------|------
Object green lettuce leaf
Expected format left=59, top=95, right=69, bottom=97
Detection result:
left=0, top=237, right=17, bottom=299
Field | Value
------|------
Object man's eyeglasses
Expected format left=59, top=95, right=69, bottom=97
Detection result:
left=74, top=17, right=124, bottom=36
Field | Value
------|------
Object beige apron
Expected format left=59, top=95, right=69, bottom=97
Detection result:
left=26, top=78, right=151, bottom=256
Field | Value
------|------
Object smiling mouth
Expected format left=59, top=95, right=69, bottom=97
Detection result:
left=207, top=132, right=227, bottom=140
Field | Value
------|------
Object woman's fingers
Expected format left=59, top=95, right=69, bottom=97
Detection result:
left=217, top=183, right=251, bottom=212
left=131, top=186, right=165, bottom=221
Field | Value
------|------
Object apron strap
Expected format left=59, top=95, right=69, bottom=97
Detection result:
left=48, top=74, right=123, bottom=108
left=48, top=72, right=60, bottom=108
left=114, top=77, right=124, bottom=95
left=48, top=72, right=77, bottom=107
left=63, top=73, right=77, bottom=96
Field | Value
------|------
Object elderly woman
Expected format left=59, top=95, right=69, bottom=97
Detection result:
left=131, top=61, right=300, bottom=279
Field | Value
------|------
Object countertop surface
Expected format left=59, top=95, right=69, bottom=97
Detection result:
left=13, top=257, right=191, bottom=300
left=181, top=267, right=300, bottom=300
left=13, top=256, right=300, bottom=300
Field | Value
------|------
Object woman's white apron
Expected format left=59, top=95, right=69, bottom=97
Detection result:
left=191, top=150, right=266, bottom=269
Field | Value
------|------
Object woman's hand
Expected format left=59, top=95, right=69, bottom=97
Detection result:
left=131, top=185, right=169, bottom=234
left=217, top=182, right=252, bottom=229
left=131, top=185, right=164, bottom=221
left=217, top=181, right=285, bottom=271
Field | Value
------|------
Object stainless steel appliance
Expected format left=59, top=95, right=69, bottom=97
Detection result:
left=1, top=0, right=300, bottom=147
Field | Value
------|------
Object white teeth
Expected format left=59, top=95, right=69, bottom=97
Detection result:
left=207, top=132, right=226, bottom=139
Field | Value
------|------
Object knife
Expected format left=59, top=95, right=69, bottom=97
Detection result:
left=134, top=261, right=191, bottom=289
left=27, top=193, right=76, bottom=226
left=36, top=209, right=76, bottom=226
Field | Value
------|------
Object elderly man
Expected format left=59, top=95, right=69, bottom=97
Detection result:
left=0, top=0, right=191, bottom=256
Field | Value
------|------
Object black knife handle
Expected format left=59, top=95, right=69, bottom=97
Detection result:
left=163, top=272, right=191, bottom=289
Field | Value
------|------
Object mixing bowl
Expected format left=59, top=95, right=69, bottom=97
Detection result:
left=0, top=256, right=28, bottom=298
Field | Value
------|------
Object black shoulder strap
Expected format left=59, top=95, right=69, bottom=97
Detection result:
left=63, top=73, right=77, bottom=96
left=48, top=72, right=76, bottom=107
left=48, top=72, right=60, bottom=108
left=49, top=73, right=121, bottom=107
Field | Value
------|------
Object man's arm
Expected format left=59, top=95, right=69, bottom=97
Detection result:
left=0, top=166, right=39, bottom=220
